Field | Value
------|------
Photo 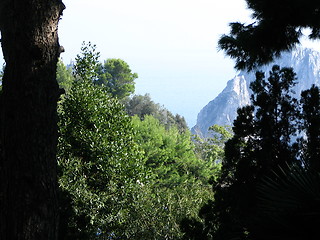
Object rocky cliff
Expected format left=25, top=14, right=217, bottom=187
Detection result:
left=193, top=47, right=320, bottom=137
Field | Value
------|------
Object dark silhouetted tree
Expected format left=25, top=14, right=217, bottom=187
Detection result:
left=182, top=66, right=300, bottom=239
left=0, top=0, right=65, bottom=239
left=219, top=0, right=320, bottom=70
left=299, top=85, right=320, bottom=172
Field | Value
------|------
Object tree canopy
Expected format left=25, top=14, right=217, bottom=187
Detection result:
left=219, top=0, right=320, bottom=70
left=56, top=43, right=217, bottom=239
left=58, top=43, right=145, bottom=239
left=96, top=58, right=138, bottom=99
left=125, top=93, right=189, bottom=132
left=182, top=66, right=320, bottom=239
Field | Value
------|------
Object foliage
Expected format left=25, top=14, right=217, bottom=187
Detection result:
left=56, top=59, right=74, bottom=92
left=299, top=85, right=320, bottom=171
left=122, top=180, right=212, bottom=239
left=57, top=44, right=145, bottom=239
left=253, top=164, right=320, bottom=240
left=131, top=114, right=214, bottom=239
left=74, top=41, right=100, bottom=82
left=125, top=94, right=189, bottom=132
left=96, top=58, right=138, bottom=99
left=125, top=93, right=161, bottom=118
left=218, top=0, right=320, bottom=70
left=57, top=42, right=215, bottom=239
left=193, top=125, right=233, bottom=178
left=182, top=66, right=303, bottom=239
left=132, top=115, right=212, bottom=186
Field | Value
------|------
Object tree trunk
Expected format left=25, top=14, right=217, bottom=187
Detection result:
left=0, top=0, right=65, bottom=239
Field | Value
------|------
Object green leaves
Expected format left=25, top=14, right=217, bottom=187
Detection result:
left=74, top=42, right=100, bottom=82
left=132, top=115, right=211, bottom=186
left=57, top=44, right=145, bottom=239
left=57, top=42, right=216, bottom=239
left=96, top=58, right=137, bottom=99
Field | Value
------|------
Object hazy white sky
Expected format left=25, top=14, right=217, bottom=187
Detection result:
left=1, top=1, right=319, bottom=126
left=57, top=0, right=254, bottom=126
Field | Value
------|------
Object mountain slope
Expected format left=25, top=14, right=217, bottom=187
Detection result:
left=193, top=47, right=320, bottom=137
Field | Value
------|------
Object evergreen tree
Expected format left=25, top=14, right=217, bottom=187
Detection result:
left=96, top=58, right=137, bottom=99
left=219, top=0, right=320, bottom=70
left=125, top=93, right=189, bottom=132
left=299, top=85, right=320, bottom=171
left=182, top=66, right=300, bottom=239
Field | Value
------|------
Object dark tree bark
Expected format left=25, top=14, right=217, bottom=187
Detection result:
left=0, top=0, right=65, bottom=239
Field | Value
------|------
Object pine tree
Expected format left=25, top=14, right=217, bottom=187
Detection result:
left=219, top=0, right=320, bottom=70
left=182, top=66, right=300, bottom=239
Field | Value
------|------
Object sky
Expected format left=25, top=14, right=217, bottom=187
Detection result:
left=1, top=0, right=319, bottom=127
left=57, top=0, right=253, bottom=127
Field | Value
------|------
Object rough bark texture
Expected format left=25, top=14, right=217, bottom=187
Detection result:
left=0, top=0, right=65, bottom=239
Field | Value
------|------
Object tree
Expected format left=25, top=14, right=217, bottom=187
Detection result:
left=299, top=85, right=320, bottom=171
left=74, top=41, right=100, bottom=83
left=125, top=94, right=161, bottom=119
left=96, top=58, right=138, bottom=99
left=132, top=115, right=211, bottom=186
left=193, top=125, right=232, bottom=170
left=125, top=93, right=189, bottom=132
left=58, top=45, right=145, bottom=239
left=0, top=64, right=4, bottom=82
left=57, top=43, right=203, bottom=239
left=182, top=66, right=300, bottom=239
left=236, top=85, right=320, bottom=240
left=57, top=59, right=74, bottom=93
left=218, top=0, right=320, bottom=70
left=131, top=115, right=214, bottom=239
left=0, top=1, right=65, bottom=239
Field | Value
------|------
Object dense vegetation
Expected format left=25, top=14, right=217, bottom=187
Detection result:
left=56, top=42, right=224, bottom=239
left=57, top=41, right=320, bottom=240
left=182, top=66, right=320, bottom=240
left=2, top=1, right=320, bottom=239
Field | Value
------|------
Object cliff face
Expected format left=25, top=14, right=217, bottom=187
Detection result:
left=193, top=47, right=320, bottom=137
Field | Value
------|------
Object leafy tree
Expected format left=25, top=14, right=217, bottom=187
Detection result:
left=125, top=93, right=189, bottom=132
left=127, top=180, right=213, bottom=240
left=193, top=125, right=232, bottom=169
left=58, top=45, right=145, bottom=239
left=0, top=1, right=65, bottom=239
left=132, top=115, right=211, bottom=186
left=243, top=87, right=320, bottom=240
left=57, top=42, right=205, bottom=239
left=74, top=41, right=100, bottom=82
left=57, top=59, right=74, bottom=93
left=131, top=115, right=214, bottom=239
left=125, top=93, right=161, bottom=119
left=219, top=0, right=320, bottom=70
left=96, top=58, right=138, bottom=99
